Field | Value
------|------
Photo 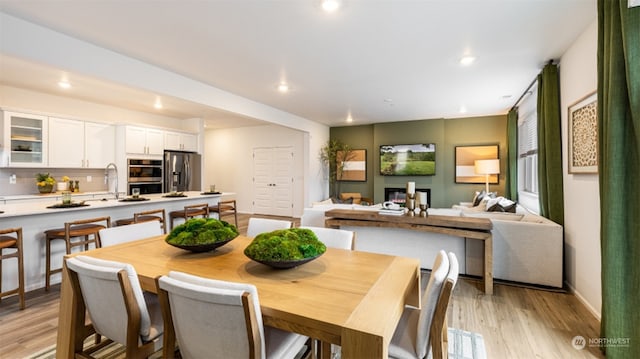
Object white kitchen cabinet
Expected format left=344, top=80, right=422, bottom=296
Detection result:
left=164, top=131, right=198, bottom=152
left=84, top=122, right=115, bottom=167
left=49, top=118, right=115, bottom=168
left=1, top=111, right=48, bottom=167
left=125, top=126, right=164, bottom=156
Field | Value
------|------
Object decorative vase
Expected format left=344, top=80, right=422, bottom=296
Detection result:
left=38, top=184, right=54, bottom=194
left=57, top=182, right=69, bottom=191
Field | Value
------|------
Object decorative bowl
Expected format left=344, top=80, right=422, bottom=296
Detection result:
left=248, top=253, right=323, bottom=269
left=168, top=236, right=237, bottom=253
left=165, top=218, right=239, bottom=253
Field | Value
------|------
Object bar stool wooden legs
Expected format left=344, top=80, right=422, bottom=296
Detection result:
left=209, top=200, right=238, bottom=227
left=0, top=227, right=25, bottom=310
left=115, top=208, right=167, bottom=234
left=168, top=203, right=209, bottom=229
left=44, top=217, right=111, bottom=291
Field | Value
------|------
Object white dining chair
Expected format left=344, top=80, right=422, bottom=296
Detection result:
left=388, top=250, right=451, bottom=359
left=246, top=217, right=292, bottom=237
left=299, top=226, right=355, bottom=250
left=98, top=221, right=163, bottom=247
left=157, top=271, right=309, bottom=359
left=65, top=255, right=164, bottom=358
left=432, top=252, right=460, bottom=359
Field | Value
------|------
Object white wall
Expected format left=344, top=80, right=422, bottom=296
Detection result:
left=560, top=20, right=601, bottom=318
left=204, top=124, right=328, bottom=218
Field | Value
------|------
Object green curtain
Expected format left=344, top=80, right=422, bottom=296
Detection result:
left=505, top=108, right=518, bottom=201
left=598, top=0, right=640, bottom=357
left=536, top=63, right=564, bottom=225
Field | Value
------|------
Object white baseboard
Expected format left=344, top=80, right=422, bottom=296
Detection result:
left=565, top=281, right=601, bottom=321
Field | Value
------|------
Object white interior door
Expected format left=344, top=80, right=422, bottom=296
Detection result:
left=253, top=147, right=293, bottom=217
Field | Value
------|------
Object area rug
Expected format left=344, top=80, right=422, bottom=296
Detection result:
left=447, top=327, right=487, bottom=359
left=26, top=335, right=162, bottom=359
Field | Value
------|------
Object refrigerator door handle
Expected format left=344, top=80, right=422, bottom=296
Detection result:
left=184, top=156, right=190, bottom=190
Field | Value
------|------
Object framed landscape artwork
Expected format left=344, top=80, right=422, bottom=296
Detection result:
left=568, top=91, right=598, bottom=174
left=337, top=149, right=367, bottom=181
left=455, top=145, right=499, bottom=184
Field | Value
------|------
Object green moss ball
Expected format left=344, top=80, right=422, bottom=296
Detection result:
left=166, top=218, right=239, bottom=246
left=244, top=228, right=326, bottom=261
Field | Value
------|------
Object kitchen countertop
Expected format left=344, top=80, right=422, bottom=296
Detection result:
left=0, top=191, right=226, bottom=218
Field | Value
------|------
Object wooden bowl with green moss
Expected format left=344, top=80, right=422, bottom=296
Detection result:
left=166, top=218, right=239, bottom=252
left=244, top=228, right=326, bottom=269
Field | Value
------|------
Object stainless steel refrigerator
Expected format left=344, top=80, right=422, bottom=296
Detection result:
left=163, top=150, right=202, bottom=192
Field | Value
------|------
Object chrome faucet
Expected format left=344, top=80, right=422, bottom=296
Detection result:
left=105, top=162, right=119, bottom=200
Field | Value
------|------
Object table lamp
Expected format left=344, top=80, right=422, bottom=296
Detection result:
left=475, top=159, right=500, bottom=193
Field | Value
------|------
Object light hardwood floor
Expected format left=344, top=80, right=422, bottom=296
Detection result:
left=0, top=213, right=603, bottom=358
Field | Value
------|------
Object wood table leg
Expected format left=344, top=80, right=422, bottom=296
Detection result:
left=56, top=260, right=79, bottom=359
left=484, top=234, right=493, bottom=295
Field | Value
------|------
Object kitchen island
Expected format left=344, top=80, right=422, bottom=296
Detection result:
left=0, top=191, right=228, bottom=293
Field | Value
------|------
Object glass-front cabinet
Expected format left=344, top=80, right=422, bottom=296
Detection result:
left=1, top=111, right=48, bottom=167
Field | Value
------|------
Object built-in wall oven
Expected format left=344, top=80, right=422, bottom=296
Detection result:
left=127, top=159, right=163, bottom=195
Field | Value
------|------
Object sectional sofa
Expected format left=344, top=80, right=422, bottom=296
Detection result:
left=301, top=202, right=563, bottom=288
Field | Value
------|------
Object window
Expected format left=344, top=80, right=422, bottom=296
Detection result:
left=517, top=81, right=540, bottom=214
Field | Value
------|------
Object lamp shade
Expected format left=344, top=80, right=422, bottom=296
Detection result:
left=474, top=159, right=500, bottom=175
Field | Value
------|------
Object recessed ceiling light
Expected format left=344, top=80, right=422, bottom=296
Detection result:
left=459, top=106, right=467, bottom=114
left=57, top=81, right=71, bottom=89
left=346, top=114, right=353, bottom=123
left=321, top=0, right=341, bottom=13
left=277, top=82, right=290, bottom=93
left=459, top=56, right=476, bottom=66
left=154, top=99, right=163, bottom=109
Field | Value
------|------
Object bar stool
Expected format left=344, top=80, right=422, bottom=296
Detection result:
left=44, top=216, right=111, bottom=291
left=0, top=227, right=25, bottom=310
left=209, top=200, right=238, bottom=226
left=115, top=208, right=167, bottom=234
left=168, top=203, right=209, bottom=230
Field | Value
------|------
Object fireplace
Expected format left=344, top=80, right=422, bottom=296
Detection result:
left=384, top=187, right=431, bottom=207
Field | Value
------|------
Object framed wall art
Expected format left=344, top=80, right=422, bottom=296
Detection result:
left=455, top=145, right=499, bottom=184
left=337, top=149, right=367, bottom=181
left=568, top=91, right=598, bottom=174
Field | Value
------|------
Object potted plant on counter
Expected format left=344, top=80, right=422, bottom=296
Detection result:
left=36, top=173, right=55, bottom=194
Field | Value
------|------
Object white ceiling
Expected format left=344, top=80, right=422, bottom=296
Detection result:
left=0, top=0, right=596, bottom=128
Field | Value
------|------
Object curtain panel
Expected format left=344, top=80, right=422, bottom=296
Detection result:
left=597, top=0, right=640, bottom=357
left=506, top=108, right=518, bottom=201
left=536, top=63, right=565, bottom=226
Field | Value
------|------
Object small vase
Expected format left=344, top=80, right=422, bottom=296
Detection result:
left=57, top=182, right=69, bottom=191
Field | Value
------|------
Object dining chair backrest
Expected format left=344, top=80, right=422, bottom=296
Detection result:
left=416, top=250, right=449, bottom=359
left=299, top=226, right=355, bottom=250
left=65, top=255, right=157, bottom=347
left=246, top=218, right=292, bottom=237
left=430, top=252, right=460, bottom=359
left=157, top=271, right=266, bottom=359
left=99, top=221, right=163, bottom=247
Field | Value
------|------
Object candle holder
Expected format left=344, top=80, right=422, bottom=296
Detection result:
left=406, top=197, right=416, bottom=216
left=419, top=203, right=428, bottom=217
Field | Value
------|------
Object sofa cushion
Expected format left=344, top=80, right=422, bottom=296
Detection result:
left=462, top=211, right=524, bottom=221
left=312, top=198, right=333, bottom=206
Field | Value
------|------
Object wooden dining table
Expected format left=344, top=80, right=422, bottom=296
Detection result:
left=56, top=235, right=421, bottom=359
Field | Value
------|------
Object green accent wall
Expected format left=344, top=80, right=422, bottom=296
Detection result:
left=330, top=114, right=508, bottom=208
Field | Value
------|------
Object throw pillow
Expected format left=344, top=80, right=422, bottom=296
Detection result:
left=472, top=190, right=486, bottom=207
left=486, top=197, right=517, bottom=213
left=331, top=196, right=353, bottom=204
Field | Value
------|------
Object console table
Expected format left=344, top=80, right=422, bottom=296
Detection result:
left=325, top=209, right=494, bottom=295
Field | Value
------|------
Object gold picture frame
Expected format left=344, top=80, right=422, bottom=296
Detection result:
left=455, top=145, right=499, bottom=184
left=568, top=91, right=598, bottom=174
